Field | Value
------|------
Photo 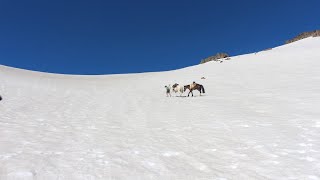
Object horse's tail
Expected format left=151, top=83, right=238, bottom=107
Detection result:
left=201, top=85, right=205, bottom=93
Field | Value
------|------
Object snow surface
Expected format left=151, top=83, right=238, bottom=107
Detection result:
left=1, top=37, right=320, bottom=180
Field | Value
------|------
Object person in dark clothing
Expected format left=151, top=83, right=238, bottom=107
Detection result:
left=164, top=85, right=171, bottom=97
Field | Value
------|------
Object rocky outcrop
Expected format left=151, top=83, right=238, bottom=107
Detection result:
left=200, top=53, right=229, bottom=64
left=285, top=30, right=320, bottom=44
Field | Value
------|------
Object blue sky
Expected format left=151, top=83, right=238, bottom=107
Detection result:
left=0, top=0, right=319, bottom=75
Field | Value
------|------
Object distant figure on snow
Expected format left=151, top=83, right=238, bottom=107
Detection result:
left=0, top=95, right=2, bottom=101
left=164, top=85, right=171, bottom=97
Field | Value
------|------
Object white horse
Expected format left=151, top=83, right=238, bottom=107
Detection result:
left=172, top=83, right=184, bottom=96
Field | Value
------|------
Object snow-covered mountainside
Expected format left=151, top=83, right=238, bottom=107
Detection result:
left=1, top=37, right=320, bottom=180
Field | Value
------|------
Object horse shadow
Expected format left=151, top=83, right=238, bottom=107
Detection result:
left=173, top=94, right=206, bottom=98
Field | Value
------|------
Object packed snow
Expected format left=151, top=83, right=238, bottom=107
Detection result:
left=1, top=37, right=320, bottom=179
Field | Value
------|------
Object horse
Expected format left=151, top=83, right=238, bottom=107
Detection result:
left=172, top=83, right=184, bottom=96
left=184, top=83, right=205, bottom=97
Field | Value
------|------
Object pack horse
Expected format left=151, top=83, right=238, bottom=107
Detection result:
left=184, top=82, right=205, bottom=97
left=172, top=83, right=184, bottom=96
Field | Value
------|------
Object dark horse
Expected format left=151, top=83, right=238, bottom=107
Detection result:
left=184, top=83, right=205, bottom=97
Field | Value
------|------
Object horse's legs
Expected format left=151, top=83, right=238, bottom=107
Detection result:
left=196, top=88, right=202, bottom=96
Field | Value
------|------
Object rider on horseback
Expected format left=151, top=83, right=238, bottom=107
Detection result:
left=190, top=81, right=196, bottom=89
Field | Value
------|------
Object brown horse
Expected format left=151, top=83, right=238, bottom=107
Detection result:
left=184, top=83, right=205, bottom=97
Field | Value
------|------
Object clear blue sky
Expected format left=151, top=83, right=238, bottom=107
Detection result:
left=0, top=0, right=319, bottom=74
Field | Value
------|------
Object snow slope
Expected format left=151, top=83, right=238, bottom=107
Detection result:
left=1, top=37, right=320, bottom=180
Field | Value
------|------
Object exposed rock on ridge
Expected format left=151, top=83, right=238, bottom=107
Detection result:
left=285, top=30, right=320, bottom=44
left=200, top=53, right=229, bottom=64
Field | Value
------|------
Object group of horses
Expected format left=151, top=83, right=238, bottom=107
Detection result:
left=169, top=82, right=205, bottom=97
